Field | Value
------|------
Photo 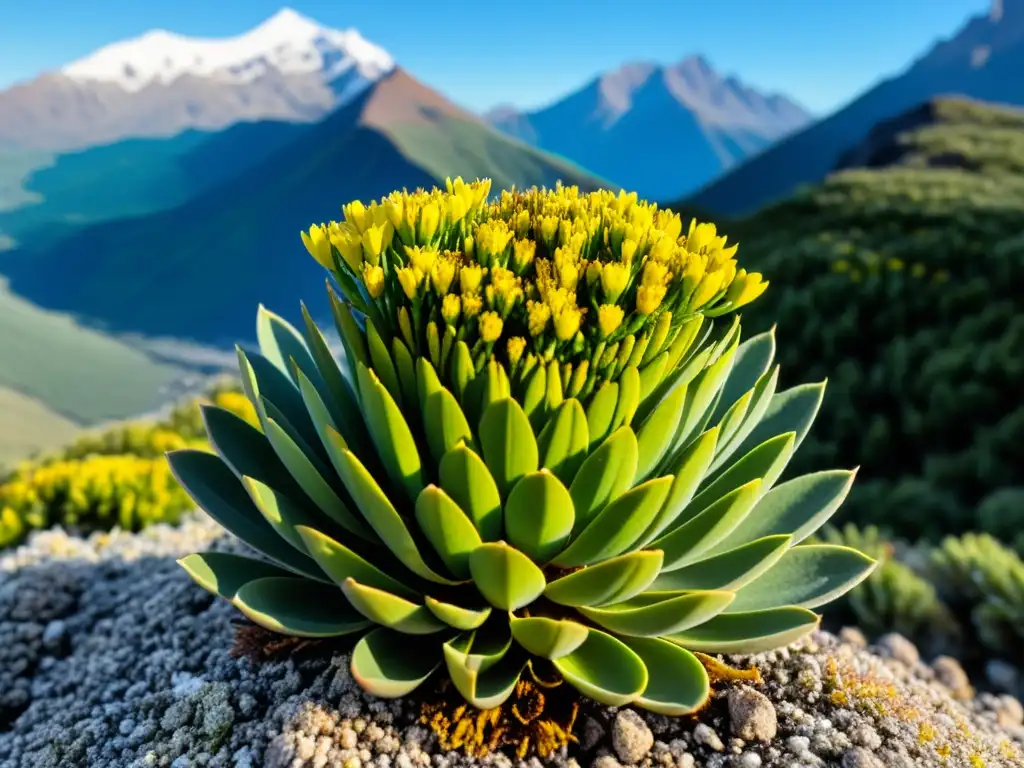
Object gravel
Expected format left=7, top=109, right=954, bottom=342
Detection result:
left=2, top=513, right=1024, bottom=767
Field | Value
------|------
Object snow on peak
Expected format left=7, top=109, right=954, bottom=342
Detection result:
left=61, top=7, right=395, bottom=92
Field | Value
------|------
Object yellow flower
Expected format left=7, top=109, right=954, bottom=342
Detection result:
left=553, top=306, right=582, bottom=341
left=585, top=261, right=602, bottom=287
left=512, top=239, right=536, bottom=273
left=620, top=238, right=638, bottom=264
left=479, top=311, right=504, bottom=343
left=597, top=262, right=628, bottom=303
left=360, top=224, right=390, bottom=266
left=328, top=227, right=364, bottom=273
left=641, top=259, right=670, bottom=288
left=362, top=264, right=385, bottom=299
left=405, top=245, right=437, bottom=275
left=688, top=270, right=726, bottom=310
left=527, top=300, right=551, bottom=337
left=686, top=220, right=718, bottom=253
left=636, top=284, right=667, bottom=315
left=396, top=267, right=420, bottom=300
left=418, top=201, right=441, bottom=243
left=507, top=337, right=527, bottom=367
left=539, top=215, right=560, bottom=247
left=723, top=269, right=768, bottom=309
left=384, top=195, right=404, bottom=229
left=441, top=294, right=462, bottom=325
left=648, top=234, right=675, bottom=263
left=430, top=257, right=457, bottom=295
left=460, top=264, right=486, bottom=294
left=462, top=293, right=484, bottom=318
left=300, top=225, right=333, bottom=269
left=597, top=304, right=624, bottom=338
left=475, top=221, right=514, bottom=266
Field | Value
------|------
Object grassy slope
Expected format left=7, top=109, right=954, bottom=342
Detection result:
left=0, top=385, right=79, bottom=468
left=682, top=98, right=1024, bottom=540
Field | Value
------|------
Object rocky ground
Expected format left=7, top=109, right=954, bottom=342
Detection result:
left=2, top=513, right=1024, bottom=768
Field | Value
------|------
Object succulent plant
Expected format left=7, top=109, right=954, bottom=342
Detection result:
left=172, top=181, right=875, bottom=716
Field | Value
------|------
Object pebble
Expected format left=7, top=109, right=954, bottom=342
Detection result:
left=840, top=747, right=884, bottom=768
left=694, top=723, right=725, bottom=752
left=611, top=710, right=654, bottom=764
left=875, top=633, right=920, bottom=667
left=728, top=686, right=777, bottom=741
left=931, top=656, right=973, bottom=700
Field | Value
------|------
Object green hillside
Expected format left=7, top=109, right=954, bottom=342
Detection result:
left=670, top=98, right=1024, bottom=541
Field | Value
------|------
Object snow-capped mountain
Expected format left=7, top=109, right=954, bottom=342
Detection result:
left=0, top=8, right=395, bottom=150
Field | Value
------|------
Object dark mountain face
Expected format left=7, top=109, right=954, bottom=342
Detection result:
left=688, top=0, right=1024, bottom=216
left=485, top=57, right=811, bottom=201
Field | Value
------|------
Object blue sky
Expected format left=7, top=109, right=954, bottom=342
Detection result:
left=0, top=0, right=991, bottom=115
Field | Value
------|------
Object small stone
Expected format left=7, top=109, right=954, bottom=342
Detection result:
left=733, top=753, right=762, bottom=768
left=41, top=620, right=69, bottom=656
left=841, top=747, right=884, bottom=768
left=694, top=724, right=725, bottom=752
left=986, top=660, right=1020, bottom=693
left=875, top=633, right=920, bottom=667
left=848, top=724, right=881, bottom=750
left=612, top=710, right=654, bottom=764
left=581, top=716, right=607, bottom=752
left=995, top=694, right=1024, bottom=727
left=592, top=756, right=624, bottom=768
left=838, top=627, right=867, bottom=649
left=728, top=687, right=777, bottom=741
left=932, top=656, right=973, bottom=700
left=785, top=736, right=810, bottom=757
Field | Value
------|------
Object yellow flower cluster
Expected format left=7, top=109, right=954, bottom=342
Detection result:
left=302, top=179, right=767, bottom=379
left=0, top=454, right=194, bottom=548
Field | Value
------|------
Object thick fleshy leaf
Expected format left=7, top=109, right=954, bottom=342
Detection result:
left=392, top=338, right=419, bottom=419
left=201, top=405, right=301, bottom=498
left=545, top=359, right=564, bottom=410
left=366, top=320, right=403, bottom=406
left=554, top=476, right=674, bottom=568
left=709, top=470, right=858, bottom=555
left=443, top=631, right=524, bottom=710
left=633, top=342, right=711, bottom=427
left=167, top=450, right=324, bottom=580
left=425, top=597, right=492, bottom=630
left=256, top=305, right=322, bottom=390
left=665, top=606, right=820, bottom=654
left=438, top=443, right=503, bottom=541
left=416, top=356, right=444, bottom=412
left=510, top=616, right=589, bottom=659
left=586, top=381, right=620, bottom=449
left=262, top=416, right=373, bottom=540
left=295, top=525, right=419, bottom=600
left=178, top=552, right=293, bottom=600
left=242, top=475, right=337, bottom=556
left=468, top=542, right=546, bottom=611
left=356, top=364, right=424, bottom=502
left=300, top=303, right=363, bottom=439
left=418, top=360, right=474, bottom=464
left=727, top=545, right=876, bottom=612
left=673, top=337, right=738, bottom=451
left=327, top=287, right=370, bottom=371
left=482, top=359, right=512, bottom=412
left=728, top=381, right=826, bottom=463
left=651, top=535, right=793, bottom=592
left=612, top=365, right=641, bottom=430
left=233, top=576, right=371, bottom=637
left=415, top=485, right=482, bottom=579
left=638, top=426, right=720, bottom=546
left=569, top=426, right=639, bottom=534
left=634, top=383, right=687, bottom=482
left=522, top=363, right=548, bottom=433
left=707, top=365, right=779, bottom=475
left=504, top=470, right=575, bottom=563
left=351, top=628, right=442, bottom=698
left=451, top=341, right=476, bottom=403
left=545, top=551, right=664, bottom=607
left=620, top=637, right=710, bottom=715
left=714, top=389, right=754, bottom=457
left=341, top=578, right=447, bottom=634
left=237, top=347, right=320, bottom=450
left=536, top=398, right=589, bottom=486
left=689, top=433, right=796, bottom=516
left=708, top=328, right=775, bottom=427
left=552, top=628, right=648, bottom=707
left=479, top=398, right=539, bottom=499
left=578, top=590, right=735, bottom=637
left=637, top=351, right=669, bottom=402
left=332, top=446, right=460, bottom=585
left=654, top=480, right=763, bottom=571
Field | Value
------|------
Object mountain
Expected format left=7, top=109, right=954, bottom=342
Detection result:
left=0, top=8, right=394, bottom=151
left=688, top=0, right=1024, bottom=216
left=0, top=68, right=610, bottom=348
left=484, top=56, right=812, bottom=202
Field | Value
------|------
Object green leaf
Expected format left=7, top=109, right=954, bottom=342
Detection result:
left=522, top=362, right=548, bottom=433
left=545, top=551, right=664, bottom=607
left=708, top=470, right=858, bottom=556
left=569, top=426, right=638, bottom=534
left=417, top=358, right=474, bottom=464
left=727, top=545, right=877, bottom=613
left=637, top=426, right=720, bottom=546
left=242, top=475, right=337, bottom=556
left=332, top=445, right=460, bottom=585
left=366, top=320, right=403, bottom=407
left=674, top=337, right=738, bottom=451
left=300, top=303, right=363, bottom=438
left=237, top=347, right=320, bottom=450
left=728, top=381, right=827, bottom=463
left=503, top=470, right=575, bottom=563
left=586, top=381, right=620, bottom=450
left=392, top=338, right=419, bottom=421
left=707, top=365, right=779, bottom=475
left=295, top=525, right=419, bottom=600
left=256, top=304, right=320, bottom=391
left=536, top=398, right=589, bottom=486
left=690, top=432, right=796, bottom=517
left=545, top=359, right=564, bottom=411
left=425, top=597, right=492, bottom=630
left=612, top=365, right=641, bottom=430
left=552, top=628, right=648, bottom=707
left=351, top=628, right=442, bottom=698
left=415, top=485, right=483, bottom=579
left=554, top=476, right=674, bottom=568
left=416, top=356, right=444, bottom=412
left=708, top=327, right=775, bottom=427
left=233, top=576, right=371, bottom=637
left=634, top=383, right=687, bottom=482
left=665, top=606, right=820, bottom=654
left=201, top=405, right=301, bottom=498
left=167, top=450, right=323, bottom=580
left=327, top=286, right=370, bottom=371
left=637, top=351, right=669, bottom=402
left=341, top=578, right=447, bottom=634
left=438, top=443, right=503, bottom=541
left=620, top=637, right=710, bottom=716
left=654, top=480, right=763, bottom=571
left=178, top=552, right=293, bottom=600
left=482, top=359, right=512, bottom=411
left=451, top=341, right=476, bottom=403
left=510, top=616, right=589, bottom=660
left=468, top=542, right=546, bottom=611
left=579, top=590, right=734, bottom=637
left=651, top=535, right=793, bottom=592
left=356, top=363, right=424, bottom=503
left=443, top=631, right=524, bottom=710
left=478, top=398, right=539, bottom=499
